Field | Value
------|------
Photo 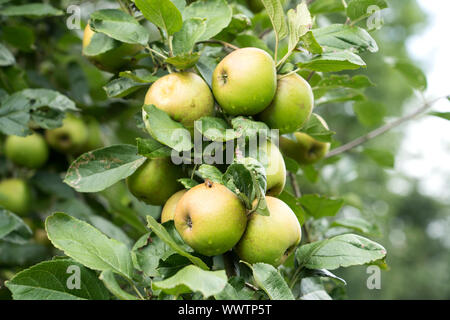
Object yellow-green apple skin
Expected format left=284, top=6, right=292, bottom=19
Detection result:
left=212, top=47, right=277, bottom=116
left=258, top=73, right=314, bottom=134
left=45, top=114, right=89, bottom=154
left=127, top=158, right=184, bottom=206
left=161, top=189, right=187, bottom=223
left=279, top=115, right=330, bottom=165
left=235, top=196, right=301, bottom=266
left=174, top=181, right=247, bottom=256
left=0, top=178, right=32, bottom=216
left=144, top=72, right=214, bottom=131
left=256, top=140, right=286, bottom=196
left=82, top=24, right=141, bottom=73
left=5, top=133, right=49, bottom=169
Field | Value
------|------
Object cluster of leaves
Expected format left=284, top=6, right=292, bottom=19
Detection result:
left=0, top=0, right=421, bottom=301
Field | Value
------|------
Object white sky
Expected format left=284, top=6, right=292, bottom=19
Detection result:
left=394, top=0, right=450, bottom=202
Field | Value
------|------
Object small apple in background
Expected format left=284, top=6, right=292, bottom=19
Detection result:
left=80, top=116, right=104, bottom=153
left=174, top=181, right=247, bottom=256
left=254, top=140, right=286, bottom=196
left=212, top=47, right=277, bottom=116
left=257, top=73, right=314, bottom=134
left=0, top=178, right=32, bottom=216
left=279, top=115, right=331, bottom=165
left=161, top=189, right=187, bottom=223
left=126, top=158, right=184, bottom=206
left=5, top=133, right=49, bottom=169
left=82, top=24, right=141, bottom=73
left=144, top=72, right=214, bottom=131
left=45, top=114, right=89, bottom=155
left=235, top=196, right=301, bottom=266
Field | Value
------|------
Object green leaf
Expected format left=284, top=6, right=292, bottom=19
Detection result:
left=297, top=50, right=366, bottom=72
left=248, top=263, right=294, bottom=300
left=298, top=194, right=344, bottom=219
left=299, top=31, right=323, bottom=55
left=287, top=2, right=312, bottom=53
left=3, top=25, right=35, bottom=52
left=0, top=209, right=32, bottom=244
left=363, top=148, right=395, bottom=168
left=231, top=116, right=270, bottom=139
left=83, top=32, right=117, bottom=56
left=103, top=77, right=147, bottom=98
left=90, top=9, right=149, bottom=45
left=234, top=34, right=272, bottom=54
left=309, top=0, right=345, bottom=15
left=313, top=24, right=378, bottom=53
left=6, top=259, right=110, bottom=300
left=301, top=113, right=335, bottom=143
left=277, top=191, right=306, bottom=225
left=296, top=233, right=387, bottom=270
left=392, top=60, right=427, bottom=91
left=165, top=52, right=200, bottom=70
left=299, top=277, right=332, bottom=300
left=173, top=18, right=206, bottom=55
left=183, top=0, right=232, bottom=41
left=429, top=112, right=450, bottom=121
left=195, top=116, right=235, bottom=142
left=18, top=88, right=78, bottom=112
left=178, top=178, right=199, bottom=189
left=152, top=265, right=227, bottom=298
left=64, top=145, right=146, bottom=193
left=142, top=104, right=193, bottom=152
left=132, top=232, right=172, bottom=278
left=300, top=268, right=347, bottom=285
left=331, top=217, right=381, bottom=237
left=146, top=216, right=209, bottom=270
left=215, top=276, right=255, bottom=300
left=198, top=165, right=223, bottom=183
left=0, top=93, right=31, bottom=136
left=353, top=100, right=386, bottom=127
left=136, top=137, right=172, bottom=158
left=135, top=0, right=183, bottom=36
left=46, top=213, right=135, bottom=280
left=260, top=0, right=288, bottom=41
left=0, top=43, right=15, bottom=66
left=99, top=270, right=138, bottom=300
left=0, top=242, right=49, bottom=267
left=316, top=87, right=366, bottom=105
left=119, top=69, right=160, bottom=83
left=0, top=3, right=63, bottom=17
left=346, top=0, right=388, bottom=22
left=314, top=74, right=374, bottom=98
left=301, top=164, right=320, bottom=183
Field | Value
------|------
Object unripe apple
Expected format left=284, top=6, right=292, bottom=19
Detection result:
left=81, top=117, right=104, bottom=153
left=212, top=47, right=277, bottom=116
left=258, top=73, right=314, bottom=134
left=235, top=196, right=301, bottom=266
left=161, top=189, right=187, bottom=223
left=279, top=116, right=330, bottom=165
left=45, top=114, right=89, bottom=154
left=255, top=140, right=286, bottom=196
left=127, top=158, right=184, bottom=206
left=0, top=178, right=32, bottom=216
left=5, top=133, right=49, bottom=169
left=174, top=181, right=247, bottom=256
left=82, top=24, right=141, bottom=73
left=144, top=72, right=214, bottom=131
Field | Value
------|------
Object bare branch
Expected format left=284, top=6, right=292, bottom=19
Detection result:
left=325, top=96, right=448, bottom=159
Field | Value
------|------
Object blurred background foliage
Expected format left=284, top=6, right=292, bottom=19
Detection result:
left=0, top=0, right=448, bottom=299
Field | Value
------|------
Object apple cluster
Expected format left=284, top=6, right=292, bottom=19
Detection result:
left=120, top=46, right=332, bottom=266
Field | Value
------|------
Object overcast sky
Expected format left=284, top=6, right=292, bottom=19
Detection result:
left=394, top=0, right=450, bottom=203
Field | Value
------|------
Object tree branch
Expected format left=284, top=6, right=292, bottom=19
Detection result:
left=197, top=40, right=239, bottom=51
left=325, top=96, right=448, bottom=159
left=289, top=172, right=301, bottom=197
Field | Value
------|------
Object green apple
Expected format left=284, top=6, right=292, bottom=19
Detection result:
left=174, top=181, right=247, bottom=256
left=258, top=73, right=314, bottom=134
left=5, top=133, right=49, bottom=169
left=235, top=196, right=301, bottom=266
left=0, top=178, right=32, bottom=216
left=279, top=116, right=330, bottom=165
left=254, top=140, right=286, bottom=196
left=45, top=114, right=89, bottom=154
left=127, top=158, right=184, bottom=206
left=82, top=24, right=142, bottom=73
left=212, top=47, right=277, bottom=116
left=144, top=72, right=214, bottom=130
left=81, top=116, right=104, bottom=153
left=161, top=189, right=187, bottom=223
left=247, top=0, right=265, bottom=13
